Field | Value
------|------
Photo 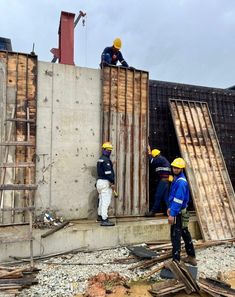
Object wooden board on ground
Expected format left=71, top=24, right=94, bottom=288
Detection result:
left=149, top=279, right=185, bottom=296
left=198, top=277, right=235, bottom=297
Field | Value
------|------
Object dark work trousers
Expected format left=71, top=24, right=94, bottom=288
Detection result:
left=171, top=214, right=196, bottom=261
left=151, top=179, right=169, bottom=213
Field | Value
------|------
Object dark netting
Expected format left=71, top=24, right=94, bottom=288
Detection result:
left=149, top=80, right=235, bottom=211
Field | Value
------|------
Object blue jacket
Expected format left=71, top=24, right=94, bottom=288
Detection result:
left=150, top=155, right=171, bottom=178
left=100, top=46, right=128, bottom=67
left=168, top=172, right=189, bottom=217
left=97, top=154, right=115, bottom=184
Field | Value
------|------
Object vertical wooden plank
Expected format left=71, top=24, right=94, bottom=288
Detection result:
left=101, top=66, right=149, bottom=216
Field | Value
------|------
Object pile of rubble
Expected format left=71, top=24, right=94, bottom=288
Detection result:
left=33, top=211, right=64, bottom=229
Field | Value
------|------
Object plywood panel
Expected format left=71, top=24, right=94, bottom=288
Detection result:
left=169, top=99, right=235, bottom=240
left=102, top=66, right=149, bottom=216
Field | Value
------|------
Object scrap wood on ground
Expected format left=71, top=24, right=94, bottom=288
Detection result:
left=148, top=260, right=235, bottom=297
left=124, top=238, right=235, bottom=274
left=0, top=266, right=39, bottom=296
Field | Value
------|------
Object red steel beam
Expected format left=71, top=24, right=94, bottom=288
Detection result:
left=58, top=11, right=75, bottom=65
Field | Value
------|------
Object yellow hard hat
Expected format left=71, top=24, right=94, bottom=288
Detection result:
left=113, top=38, right=122, bottom=49
left=102, top=142, right=113, bottom=151
left=171, top=157, right=186, bottom=169
left=151, top=149, right=161, bottom=158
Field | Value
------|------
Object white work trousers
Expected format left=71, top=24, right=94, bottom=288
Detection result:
left=96, top=179, right=112, bottom=220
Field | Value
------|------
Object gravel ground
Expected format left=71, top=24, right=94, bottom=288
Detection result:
left=19, top=243, right=235, bottom=297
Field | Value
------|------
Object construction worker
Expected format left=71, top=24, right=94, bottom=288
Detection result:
left=100, top=38, right=129, bottom=68
left=96, top=142, right=115, bottom=226
left=145, top=148, right=171, bottom=217
left=168, top=157, right=197, bottom=266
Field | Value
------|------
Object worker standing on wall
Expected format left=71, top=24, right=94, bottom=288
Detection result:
left=100, top=38, right=129, bottom=68
left=145, top=148, right=171, bottom=217
left=96, top=142, right=115, bottom=227
left=168, top=157, right=197, bottom=266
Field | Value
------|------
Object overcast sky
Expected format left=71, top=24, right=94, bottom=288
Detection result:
left=0, top=0, right=234, bottom=88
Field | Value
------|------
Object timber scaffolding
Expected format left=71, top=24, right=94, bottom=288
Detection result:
left=0, top=51, right=37, bottom=265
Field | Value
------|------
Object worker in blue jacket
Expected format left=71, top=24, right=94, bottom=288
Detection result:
left=168, top=157, right=197, bottom=266
left=96, top=142, right=115, bottom=226
left=100, top=38, right=129, bottom=68
left=145, top=148, right=171, bottom=217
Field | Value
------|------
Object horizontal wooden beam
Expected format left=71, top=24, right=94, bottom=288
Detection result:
left=0, top=142, right=35, bottom=146
left=0, top=184, right=37, bottom=190
left=6, top=118, right=36, bottom=123
left=0, top=162, right=35, bottom=168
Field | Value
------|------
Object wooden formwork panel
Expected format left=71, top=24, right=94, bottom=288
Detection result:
left=102, top=66, right=149, bottom=216
left=169, top=99, right=235, bottom=240
left=0, top=51, right=37, bottom=224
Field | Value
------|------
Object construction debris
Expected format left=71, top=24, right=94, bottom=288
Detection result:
left=34, top=211, right=64, bottom=229
left=149, top=279, right=186, bottom=296
left=198, top=277, right=235, bottom=296
left=164, top=260, right=200, bottom=294
left=0, top=266, right=39, bottom=296
left=84, top=272, right=128, bottom=297
left=127, top=246, right=158, bottom=259
left=11, top=243, right=234, bottom=297
left=148, top=259, right=235, bottom=296
left=147, top=260, right=199, bottom=296
left=41, top=221, right=70, bottom=238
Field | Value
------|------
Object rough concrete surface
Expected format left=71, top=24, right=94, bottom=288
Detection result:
left=36, top=62, right=101, bottom=220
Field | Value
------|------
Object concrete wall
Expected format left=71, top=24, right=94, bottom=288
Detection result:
left=0, top=217, right=201, bottom=262
left=36, top=62, right=101, bottom=220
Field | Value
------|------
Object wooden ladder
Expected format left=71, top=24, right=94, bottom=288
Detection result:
left=0, top=106, right=37, bottom=267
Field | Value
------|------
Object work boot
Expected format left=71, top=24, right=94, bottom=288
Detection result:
left=96, top=215, right=102, bottom=222
left=182, top=256, right=197, bottom=266
left=100, top=219, right=115, bottom=227
left=145, top=211, right=155, bottom=217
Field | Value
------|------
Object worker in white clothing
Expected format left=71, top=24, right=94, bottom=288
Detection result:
left=96, top=142, right=115, bottom=226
